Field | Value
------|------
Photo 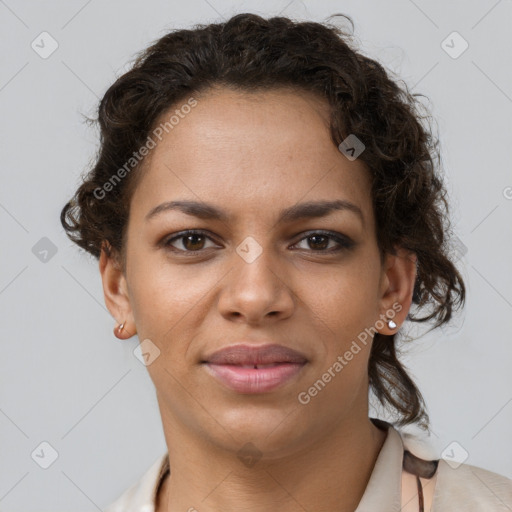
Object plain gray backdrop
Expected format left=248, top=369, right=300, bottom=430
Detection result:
left=1, top=0, right=511, bottom=510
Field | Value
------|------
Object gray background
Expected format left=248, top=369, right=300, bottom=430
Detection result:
left=1, top=0, right=511, bottom=510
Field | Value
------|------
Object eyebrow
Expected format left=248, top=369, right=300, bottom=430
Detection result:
left=145, top=199, right=365, bottom=227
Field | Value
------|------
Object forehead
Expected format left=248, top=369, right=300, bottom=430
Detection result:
left=130, top=87, right=373, bottom=225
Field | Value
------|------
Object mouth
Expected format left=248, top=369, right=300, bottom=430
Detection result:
left=229, top=363, right=289, bottom=369
left=201, top=343, right=308, bottom=394
left=203, top=361, right=307, bottom=393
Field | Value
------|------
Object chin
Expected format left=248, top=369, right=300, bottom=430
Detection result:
left=211, top=404, right=306, bottom=450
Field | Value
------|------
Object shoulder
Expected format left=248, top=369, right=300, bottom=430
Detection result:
left=431, top=459, right=512, bottom=511
left=104, top=453, right=169, bottom=512
left=397, top=428, right=511, bottom=511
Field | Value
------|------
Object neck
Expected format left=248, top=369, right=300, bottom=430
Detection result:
left=155, top=416, right=388, bottom=512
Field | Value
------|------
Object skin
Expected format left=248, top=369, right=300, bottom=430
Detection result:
left=99, top=86, right=417, bottom=512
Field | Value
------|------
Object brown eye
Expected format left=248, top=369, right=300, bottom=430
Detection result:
left=306, top=234, right=330, bottom=250
left=292, top=231, right=354, bottom=252
left=181, top=233, right=206, bottom=251
left=163, top=230, right=218, bottom=253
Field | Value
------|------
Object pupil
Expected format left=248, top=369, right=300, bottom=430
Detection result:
left=309, top=235, right=328, bottom=250
left=185, top=234, right=204, bottom=250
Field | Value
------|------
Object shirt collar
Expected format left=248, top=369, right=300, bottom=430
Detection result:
left=355, top=418, right=404, bottom=511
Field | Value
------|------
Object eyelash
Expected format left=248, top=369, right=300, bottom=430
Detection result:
left=161, top=229, right=354, bottom=255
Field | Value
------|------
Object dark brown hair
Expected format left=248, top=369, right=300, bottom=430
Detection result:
left=60, top=13, right=466, bottom=431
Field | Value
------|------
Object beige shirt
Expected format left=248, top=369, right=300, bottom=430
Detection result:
left=105, top=420, right=512, bottom=511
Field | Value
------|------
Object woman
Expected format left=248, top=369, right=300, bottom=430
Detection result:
left=60, top=12, right=512, bottom=512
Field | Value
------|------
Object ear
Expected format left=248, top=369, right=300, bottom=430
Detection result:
left=377, top=247, right=417, bottom=335
left=98, top=243, right=136, bottom=339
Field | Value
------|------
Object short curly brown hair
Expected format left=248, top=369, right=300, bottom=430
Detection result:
left=60, top=12, right=466, bottom=431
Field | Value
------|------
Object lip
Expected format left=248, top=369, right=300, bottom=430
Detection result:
left=202, top=343, right=308, bottom=394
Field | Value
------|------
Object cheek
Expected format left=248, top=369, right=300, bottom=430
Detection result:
left=297, top=277, right=380, bottom=381
left=127, top=251, right=205, bottom=331
left=306, top=266, right=380, bottom=335
left=303, top=277, right=377, bottom=398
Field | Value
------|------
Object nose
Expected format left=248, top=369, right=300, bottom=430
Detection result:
left=217, top=243, right=295, bottom=325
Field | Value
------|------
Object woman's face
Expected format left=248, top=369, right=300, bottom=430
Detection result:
left=101, top=86, right=414, bottom=457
